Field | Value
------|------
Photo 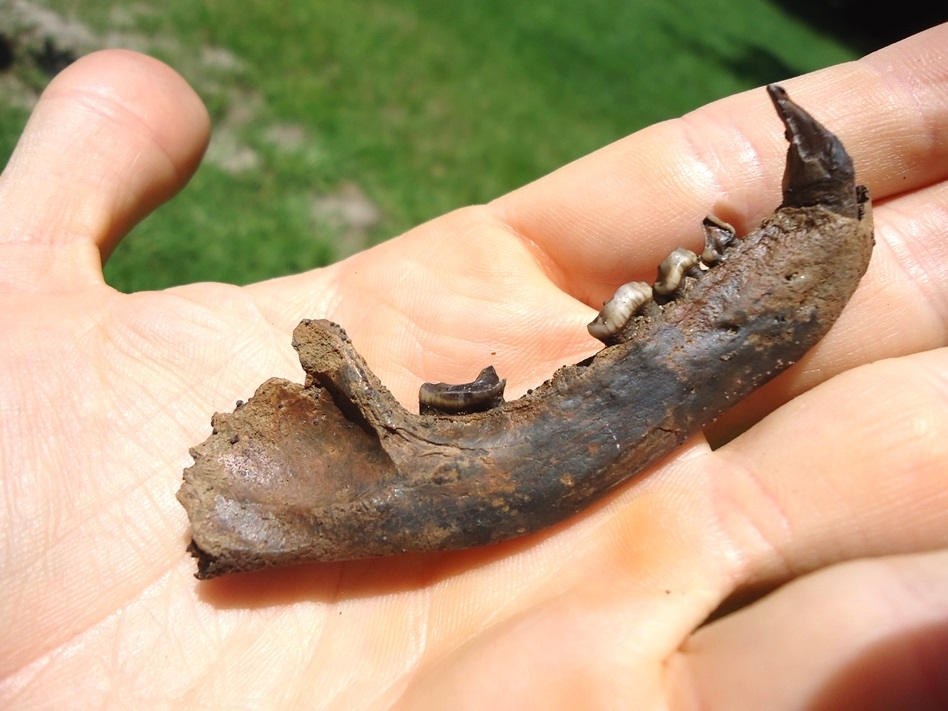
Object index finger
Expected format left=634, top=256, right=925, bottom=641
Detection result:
left=489, top=24, right=948, bottom=307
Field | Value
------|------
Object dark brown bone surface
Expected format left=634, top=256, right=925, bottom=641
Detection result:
left=177, top=86, right=874, bottom=578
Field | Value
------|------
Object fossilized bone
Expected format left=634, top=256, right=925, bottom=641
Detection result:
left=177, top=85, right=874, bottom=579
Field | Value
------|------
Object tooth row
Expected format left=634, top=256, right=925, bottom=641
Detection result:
left=587, top=215, right=736, bottom=342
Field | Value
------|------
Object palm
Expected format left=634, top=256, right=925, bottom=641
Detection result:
left=3, top=29, right=948, bottom=710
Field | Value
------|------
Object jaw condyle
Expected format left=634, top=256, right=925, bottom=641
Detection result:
left=177, top=85, right=874, bottom=579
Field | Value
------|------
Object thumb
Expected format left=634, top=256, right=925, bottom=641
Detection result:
left=0, top=49, right=209, bottom=291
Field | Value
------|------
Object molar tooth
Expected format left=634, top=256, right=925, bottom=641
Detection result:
left=700, top=215, right=737, bottom=265
left=419, top=365, right=506, bottom=415
left=587, top=281, right=653, bottom=342
left=654, top=248, right=699, bottom=295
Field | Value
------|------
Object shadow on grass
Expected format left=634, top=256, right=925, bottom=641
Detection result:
left=658, top=19, right=802, bottom=89
left=768, top=0, right=946, bottom=53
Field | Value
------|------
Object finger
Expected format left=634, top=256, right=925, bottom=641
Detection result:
left=489, top=24, right=948, bottom=305
left=668, top=549, right=948, bottom=711
left=709, top=348, right=948, bottom=593
left=0, top=50, right=209, bottom=291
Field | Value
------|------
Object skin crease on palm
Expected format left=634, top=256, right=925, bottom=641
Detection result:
left=0, top=23, right=947, bottom=711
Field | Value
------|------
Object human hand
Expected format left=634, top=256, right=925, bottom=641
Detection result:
left=2, top=25, right=946, bottom=710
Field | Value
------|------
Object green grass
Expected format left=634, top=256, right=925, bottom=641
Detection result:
left=1, top=0, right=859, bottom=292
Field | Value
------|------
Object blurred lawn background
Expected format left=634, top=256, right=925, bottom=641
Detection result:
left=0, top=1, right=942, bottom=292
